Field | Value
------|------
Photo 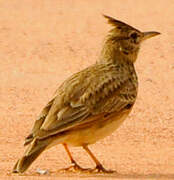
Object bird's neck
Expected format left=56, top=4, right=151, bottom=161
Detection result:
left=99, top=38, right=138, bottom=64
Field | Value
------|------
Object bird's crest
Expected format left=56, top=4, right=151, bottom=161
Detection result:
left=103, top=14, right=140, bottom=32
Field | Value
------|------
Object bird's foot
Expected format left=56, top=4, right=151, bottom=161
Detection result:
left=58, top=161, right=91, bottom=173
left=91, top=164, right=115, bottom=173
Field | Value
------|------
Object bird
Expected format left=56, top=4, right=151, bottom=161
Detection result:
left=13, top=15, right=160, bottom=174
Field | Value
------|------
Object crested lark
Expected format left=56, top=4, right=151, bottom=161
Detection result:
left=13, top=15, right=160, bottom=173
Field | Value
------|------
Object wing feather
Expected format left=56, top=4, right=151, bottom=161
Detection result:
left=25, top=63, right=138, bottom=142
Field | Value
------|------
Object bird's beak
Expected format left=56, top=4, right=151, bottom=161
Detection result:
left=142, top=31, right=160, bottom=41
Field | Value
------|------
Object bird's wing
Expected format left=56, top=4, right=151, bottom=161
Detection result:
left=26, top=63, right=137, bottom=141
left=24, top=98, right=55, bottom=145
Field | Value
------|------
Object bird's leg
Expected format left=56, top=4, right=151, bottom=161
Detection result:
left=60, top=143, right=89, bottom=172
left=83, top=145, right=115, bottom=173
left=63, top=143, right=81, bottom=169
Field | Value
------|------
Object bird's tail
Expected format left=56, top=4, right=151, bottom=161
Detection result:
left=13, top=138, right=51, bottom=173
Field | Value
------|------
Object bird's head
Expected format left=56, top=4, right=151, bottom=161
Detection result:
left=101, top=15, right=160, bottom=63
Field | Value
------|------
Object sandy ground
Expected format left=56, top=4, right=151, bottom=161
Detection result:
left=0, top=0, right=174, bottom=179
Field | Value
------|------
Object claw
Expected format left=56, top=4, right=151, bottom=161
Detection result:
left=58, top=163, right=115, bottom=174
left=58, top=162, right=92, bottom=173
left=93, top=164, right=115, bottom=173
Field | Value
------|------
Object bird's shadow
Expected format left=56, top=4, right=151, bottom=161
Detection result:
left=90, top=173, right=174, bottom=179
left=15, top=172, right=174, bottom=179
left=10, top=169, right=174, bottom=179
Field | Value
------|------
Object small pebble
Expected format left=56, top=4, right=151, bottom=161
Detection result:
left=36, top=168, right=49, bottom=175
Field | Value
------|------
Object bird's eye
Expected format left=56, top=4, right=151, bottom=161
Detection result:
left=130, top=32, right=138, bottom=39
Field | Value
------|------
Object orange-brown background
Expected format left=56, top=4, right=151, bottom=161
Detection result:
left=0, top=0, right=173, bottom=179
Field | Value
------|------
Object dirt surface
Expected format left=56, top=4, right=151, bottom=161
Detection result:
left=0, top=0, right=173, bottom=179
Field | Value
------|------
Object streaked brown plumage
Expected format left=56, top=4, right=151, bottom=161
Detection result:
left=13, top=15, right=160, bottom=173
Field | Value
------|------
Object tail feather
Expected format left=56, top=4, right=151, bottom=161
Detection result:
left=13, top=138, right=50, bottom=173
left=24, top=133, right=33, bottom=146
